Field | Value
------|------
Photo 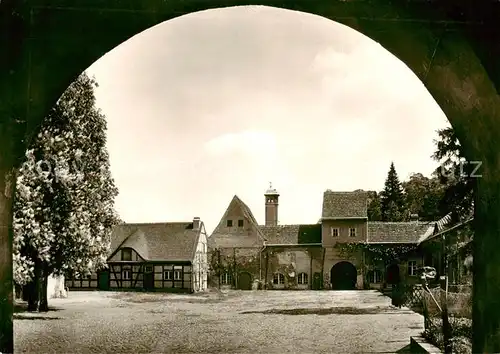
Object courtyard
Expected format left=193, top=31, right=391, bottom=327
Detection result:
left=14, top=290, right=423, bottom=353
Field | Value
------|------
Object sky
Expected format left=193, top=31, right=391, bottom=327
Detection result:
left=86, top=5, right=450, bottom=234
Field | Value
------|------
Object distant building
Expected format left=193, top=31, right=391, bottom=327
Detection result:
left=65, top=217, right=208, bottom=293
left=207, top=186, right=437, bottom=290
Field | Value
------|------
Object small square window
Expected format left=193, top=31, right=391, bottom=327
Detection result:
left=238, top=220, right=244, bottom=227
left=145, top=266, right=153, bottom=273
left=164, top=270, right=172, bottom=280
left=121, top=248, right=132, bottom=261
left=227, top=220, right=233, bottom=227
left=174, top=270, right=182, bottom=280
left=331, top=228, right=339, bottom=237
left=349, top=228, right=356, bottom=237
left=122, top=270, right=131, bottom=280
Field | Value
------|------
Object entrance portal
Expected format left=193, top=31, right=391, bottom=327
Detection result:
left=330, top=262, right=357, bottom=290
left=386, top=264, right=401, bottom=286
left=237, top=272, right=252, bottom=290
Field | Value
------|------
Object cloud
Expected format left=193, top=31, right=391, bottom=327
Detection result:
left=204, top=130, right=278, bottom=158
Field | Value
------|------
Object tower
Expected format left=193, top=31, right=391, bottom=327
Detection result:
left=264, top=182, right=279, bottom=226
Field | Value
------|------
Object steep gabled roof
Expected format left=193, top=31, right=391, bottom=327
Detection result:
left=208, top=195, right=266, bottom=248
left=367, top=221, right=434, bottom=244
left=109, top=222, right=201, bottom=262
left=322, top=191, right=368, bottom=219
left=259, top=224, right=322, bottom=245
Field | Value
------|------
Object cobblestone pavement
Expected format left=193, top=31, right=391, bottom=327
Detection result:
left=15, top=290, right=422, bottom=353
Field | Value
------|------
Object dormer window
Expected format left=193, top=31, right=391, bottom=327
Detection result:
left=238, top=219, right=244, bottom=227
left=121, top=248, right=132, bottom=261
left=227, top=220, right=233, bottom=227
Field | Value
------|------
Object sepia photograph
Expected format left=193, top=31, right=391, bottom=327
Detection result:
left=1, top=1, right=500, bottom=353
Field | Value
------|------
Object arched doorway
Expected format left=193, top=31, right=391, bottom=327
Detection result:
left=330, top=262, right=357, bottom=290
left=386, top=264, right=401, bottom=286
left=4, top=4, right=500, bottom=354
left=237, top=272, right=252, bottom=290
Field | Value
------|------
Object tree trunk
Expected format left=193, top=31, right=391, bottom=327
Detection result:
left=0, top=168, right=15, bottom=354
left=38, top=268, right=49, bottom=312
left=27, top=259, right=43, bottom=312
left=472, top=173, right=500, bottom=353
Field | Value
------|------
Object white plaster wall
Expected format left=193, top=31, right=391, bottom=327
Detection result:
left=47, top=274, right=67, bottom=298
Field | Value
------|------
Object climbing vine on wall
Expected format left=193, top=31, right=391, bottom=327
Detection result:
left=334, top=242, right=418, bottom=264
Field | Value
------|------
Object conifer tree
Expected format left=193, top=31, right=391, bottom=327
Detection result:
left=380, top=162, right=406, bottom=221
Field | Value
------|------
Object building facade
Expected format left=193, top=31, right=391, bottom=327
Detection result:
left=208, top=186, right=438, bottom=290
left=65, top=217, right=209, bottom=293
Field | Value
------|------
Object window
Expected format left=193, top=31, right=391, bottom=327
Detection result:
left=164, top=270, right=172, bottom=280
left=273, top=273, right=285, bottom=285
left=122, top=270, right=131, bottom=280
left=349, top=228, right=356, bottom=237
left=221, top=272, right=232, bottom=285
left=238, top=219, right=244, bottom=227
left=226, top=219, right=233, bottom=227
left=368, top=269, right=383, bottom=283
left=298, top=273, right=308, bottom=285
left=408, top=261, right=417, bottom=276
left=174, top=270, right=182, bottom=280
left=121, top=248, right=132, bottom=261
left=331, top=227, right=339, bottom=237
left=145, top=266, right=153, bottom=273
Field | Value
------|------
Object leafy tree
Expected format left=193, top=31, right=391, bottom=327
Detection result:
left=431, top=126, right=475, bottom=222
left=13, top=72, right=120, bottom=311
left=402, top=173, right=445, bottom=221
left=380, top=162, right=406, bottom=221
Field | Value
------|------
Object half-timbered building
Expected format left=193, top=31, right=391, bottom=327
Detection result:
left=65, top=217, right=208, bottom=293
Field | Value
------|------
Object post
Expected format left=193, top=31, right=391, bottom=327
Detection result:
left=264, top=251, right=269, bottom=290
left=0, top=168, right=15, bottom=354
left=441, top=233, right=452, bottom=354
left=233, top=248, right=237, bottom=289
left=217, top=249, right=221, bottom=289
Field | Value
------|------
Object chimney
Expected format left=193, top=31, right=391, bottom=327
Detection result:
left=193, top=217, right=201, bottom=230
left=410, top=213, right=419, bottom=222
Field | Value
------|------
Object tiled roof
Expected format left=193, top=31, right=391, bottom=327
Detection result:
left=236, top=195, right=260, bottom=227
left=109, top=222, right=201, bottom=262
left=259, top=224, right=322, bottom=244
left=322, top=191, right=368, bottom=219
left=367, top=222, right=434, bottom=244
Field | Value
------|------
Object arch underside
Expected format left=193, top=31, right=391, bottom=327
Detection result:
left=2, top=1, right=500, bottom=352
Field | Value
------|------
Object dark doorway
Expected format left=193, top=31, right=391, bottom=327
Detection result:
left=98, top=270, right=109, bottom=291
left=238, top=272, right=252, bottom=290
left=143, top=266, right=154, bottom=291
left=386, top=264, right=401, bottom=285
left=330, top=262, right=357, bottom=290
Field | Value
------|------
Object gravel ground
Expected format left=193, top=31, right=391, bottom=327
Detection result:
left=14, top=290, right=423, bottom=353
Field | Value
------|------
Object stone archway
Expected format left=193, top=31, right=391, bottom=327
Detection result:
left=3, top=2, right=500, bottom=352
left=237, top=272, right=252, bottom=290
left=330, top=261, right=357, bottom=290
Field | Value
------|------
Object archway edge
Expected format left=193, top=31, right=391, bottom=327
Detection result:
left=3, top=1, right=500, bottom=352
left=4, top=1, right=499, bottom=160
